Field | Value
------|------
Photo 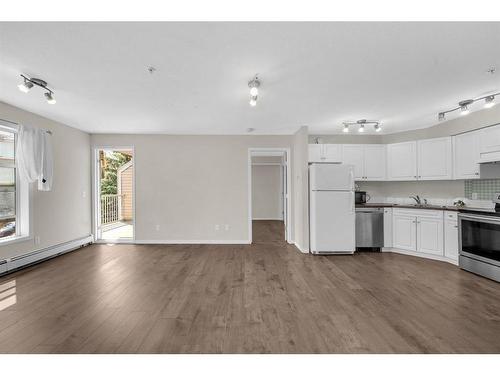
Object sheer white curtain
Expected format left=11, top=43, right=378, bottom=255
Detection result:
left=16, top=124, right=53, bottom=191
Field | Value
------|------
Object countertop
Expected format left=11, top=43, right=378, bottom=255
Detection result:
left=355, top=203, right=460, bottom=211
left=356, top=203, right=500, bottom=216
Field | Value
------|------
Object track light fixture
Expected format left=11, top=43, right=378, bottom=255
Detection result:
left=438, top=92, right=498, bottom=121
left=17, top=74, right=56, bottom=104
left=342, top=119, right=381, bottom=133
left=248, top=75, right=260, bottom=107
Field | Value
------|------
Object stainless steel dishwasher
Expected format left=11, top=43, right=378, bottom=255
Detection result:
left=355, top=207, right=384, bottom=248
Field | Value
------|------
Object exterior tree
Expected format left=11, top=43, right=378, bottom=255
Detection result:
left=100, top=151, right=131, bottom=195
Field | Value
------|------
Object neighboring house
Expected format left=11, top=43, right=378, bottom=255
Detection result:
left=117, top=160, right=133, bottom=221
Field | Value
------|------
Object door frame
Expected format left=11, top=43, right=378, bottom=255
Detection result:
left=248, top=148, right=292, bottom=244
left=92, top=146, right=136, bottom=243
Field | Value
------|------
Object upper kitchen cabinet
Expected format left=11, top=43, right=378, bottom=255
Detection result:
left=387, top=141, right=417, bottom=180
left=308, top=144, right=342, bottom=163
left=364, top=145, right=387, bottom=180
left=453, top=131, right=480, bottom=179
left=342, top=145, right=364, bottom=179
left=478, top=124, right=500, bottom=163
left=417, top=137, right=452, bottom=180
left=342, top=144, right=386, bottom=181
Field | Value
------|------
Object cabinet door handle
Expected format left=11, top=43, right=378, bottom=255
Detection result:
left=454, top=225, right=458, bottom=228
left=475, top=172, right=479, bottom=175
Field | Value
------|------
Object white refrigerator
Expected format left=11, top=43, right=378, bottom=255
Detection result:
left=309, top=163, right=355, bottom=254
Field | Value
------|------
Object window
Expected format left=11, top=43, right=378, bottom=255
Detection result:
left=0, top=121, right=29, bottom=244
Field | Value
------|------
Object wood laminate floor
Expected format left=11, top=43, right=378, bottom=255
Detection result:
left=1, top=220, right=500, bottom=353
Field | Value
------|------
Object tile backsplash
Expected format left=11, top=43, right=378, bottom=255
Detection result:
left=464, top=179, right=500, bottom=200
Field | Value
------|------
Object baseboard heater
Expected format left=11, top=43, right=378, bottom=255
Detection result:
left=0, top=235, right=94, bottom=276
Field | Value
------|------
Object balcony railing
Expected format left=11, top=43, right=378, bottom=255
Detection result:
left=100, top=194, right=124, bottom=225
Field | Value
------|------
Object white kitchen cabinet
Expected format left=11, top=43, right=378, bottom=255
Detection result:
left=387, top=141, right=417, bottom=181
left=393, top=214, right=417, bottom=251
left=309, top=144, right=322, bottom=163
left=342, top=144, right=386, bottom=181
left=392, top=208, right=444, bottom=256
left=444, top=212, right=459, bottom=262
left=383, top=207, right=393, bottom=248
left=342, top=145, right=364, bottom=179
left=453, top=131, right=480, bottom=179
left=308, top=144, right=342, bottom=163
left=364, top=145, right=387, bottom=180
left=479, top=124, right=500, bottom=162
left=417, top=137, right=452, bottom=180
left=417, top=216, right=444, bottom=255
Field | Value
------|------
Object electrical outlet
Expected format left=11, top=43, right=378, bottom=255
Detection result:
left=224, top=224, right=229, bottom=231
left=215, top=224, right=220, bottom=231
left=472, top=192, right=478, bottom=200
left=155, top=224, right=160, bottom=231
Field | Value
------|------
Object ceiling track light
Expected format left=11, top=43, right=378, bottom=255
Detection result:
left=342, top=119, right=381, bottom=133
left=17, top=74, right=56, bottom=104
left=248, top=75, right=260, bottom=107
left=438, top=92, right=499, bottom=121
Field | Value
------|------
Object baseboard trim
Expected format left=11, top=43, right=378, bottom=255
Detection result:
left=134, top=239, right=252, bottom=245
left=253, top=218, right=284, bottom=221
left=292, top=241, right=309, bottom=254
left=383, top=247, right=458, bottom=266
left=0, top=235, right=94, bottom=276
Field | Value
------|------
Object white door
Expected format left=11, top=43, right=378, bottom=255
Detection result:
left=308, top=144, right=323, bottom=163
left=342, top=145, right=364, bottom=180
left=444, top=218, right=459, bottom=261
left=310, top=190, right=355, bottom=253
left=453, top=132, right=480, bottom=179
left=323, top=144, right=342, bottom=162
left=417, top=217, right=444, bottom=255
left=387, top=141, right=417, bottom=181
left=309, top=164, right=354, bottom=191
left=393, top=214, right=417, bottom=251
left=417, top=137, right=452, bottom=180
left=364, top=145, right=387, bottom=180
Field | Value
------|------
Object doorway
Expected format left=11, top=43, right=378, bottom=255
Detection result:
left=93, top=147, right=135, bottom=242
left=248, top=148, right=291, bottom=244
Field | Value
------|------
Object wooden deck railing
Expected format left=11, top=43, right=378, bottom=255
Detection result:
left=100, top=194, right=124, bottom=225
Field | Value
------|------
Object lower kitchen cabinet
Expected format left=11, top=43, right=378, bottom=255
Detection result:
left=444, top=212, right=459, bottom=261
left=393, top=214, right=417, bottom=251
left=392, top=209, right=444, bottom=256
left=383, top=208, right=393, bottom=248
left=417, top=216, right=444, bottom=255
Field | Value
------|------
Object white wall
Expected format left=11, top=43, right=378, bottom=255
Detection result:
left=252, top=164, right=282, bottom=220
left=0, top=101, right=91, bottom=260
left=293, top=126, right=309, bottom=252
left=90, top=134, right=302, bottom=244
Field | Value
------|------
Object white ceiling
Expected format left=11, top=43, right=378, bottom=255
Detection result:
left=1, top=22, right=500, bottom=135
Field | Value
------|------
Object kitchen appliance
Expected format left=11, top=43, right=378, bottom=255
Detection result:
left=355, top=191, right=369, bottom=204
left=458, top=193, right=500, bottom=282
left=355, top=207, right=384, bottom=249
left=309, top=163, right=355, bottom=254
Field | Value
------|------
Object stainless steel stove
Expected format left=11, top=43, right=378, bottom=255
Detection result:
left=458, top=193, right=500, bottom=282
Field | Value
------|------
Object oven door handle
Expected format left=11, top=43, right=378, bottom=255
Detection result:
left=458, top=213, right=500, bottom=224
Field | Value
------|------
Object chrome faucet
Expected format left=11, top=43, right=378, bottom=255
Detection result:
left=410, top=195, right=421, bottom=205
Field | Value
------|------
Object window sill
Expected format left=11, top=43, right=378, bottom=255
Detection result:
left=0, top=234, right=32, bottom=247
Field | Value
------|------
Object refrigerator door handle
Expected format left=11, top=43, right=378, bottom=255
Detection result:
left=350, top=191, right=354, bottom=213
